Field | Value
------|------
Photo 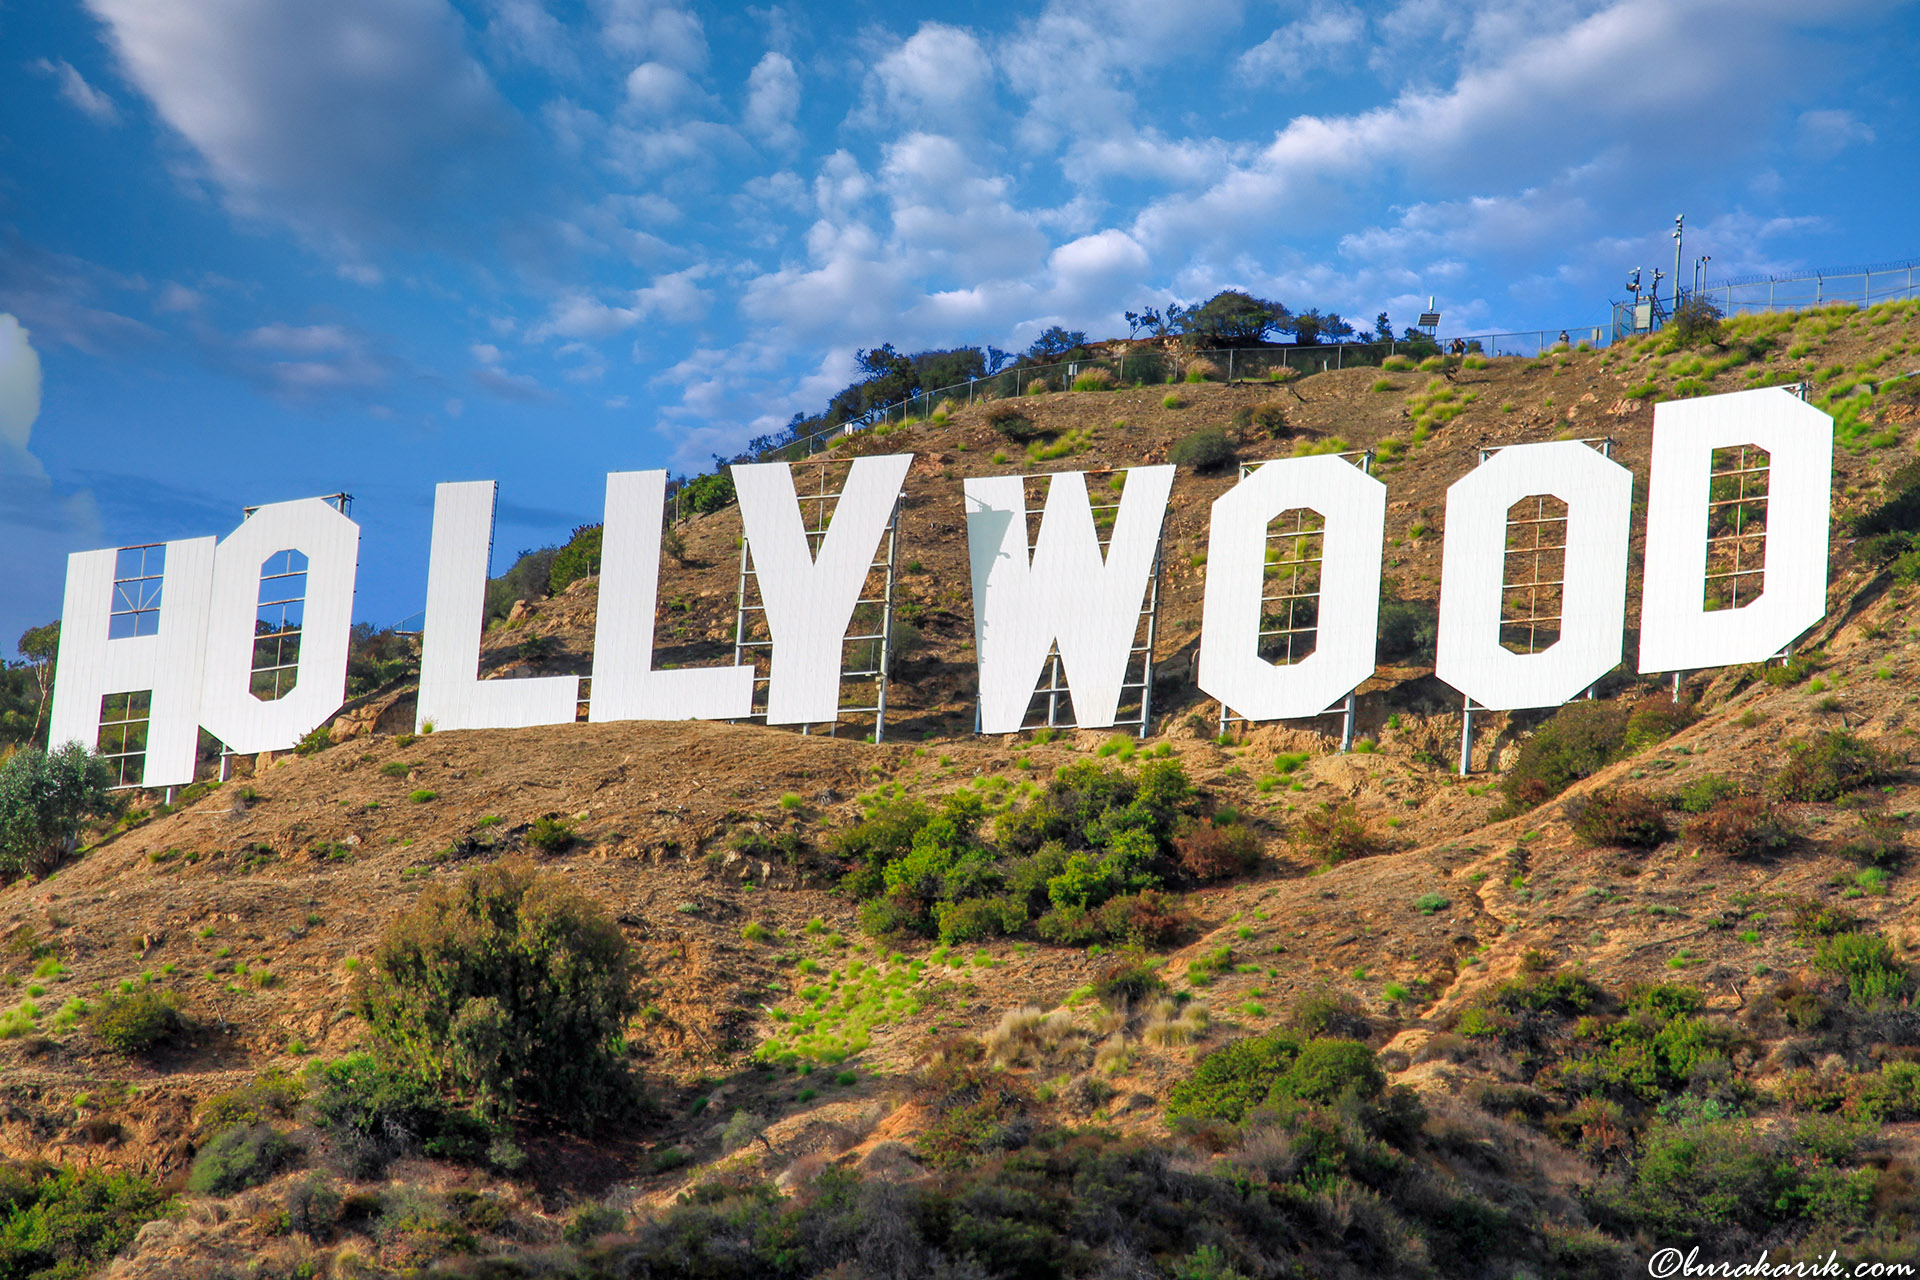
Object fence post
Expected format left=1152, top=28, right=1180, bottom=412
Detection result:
left=1227, top=349, right=1234, bottom=383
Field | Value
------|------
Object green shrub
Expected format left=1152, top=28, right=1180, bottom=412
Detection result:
left=1813, top=931, right=1911, bottom=1006
left=90, top=989, right=187, bottom=1055
left=985, top=401, right=1047, bottom=442
left=1414, top=892, right=1450, bottom=915
left=548, top=523, right=604, bottom=593
left=680, top=471, right=736, bottom=515
left=187, top=1124, right=298, bottom=1195
left=1247, top=400, right=1288, bottom=436
left=1769, top=731, right=1900, bottom=802
left=1092, top=958, right=1167, bottom=1010
left=0, top=1162, right=174, bottom=1276
left=407, top=789, right=437, bottom=804
left=528, top=816, right=576, bottom=853
left=1501, top=700, right=1631, bottom=810
left=305, top=1054, right=493, bottom=1177
left=1375, top=594, right=1437, bottom=662
left=1572, top=788, right=1669, bottom=848
left=1675, top=774, right=1740, bottom=813
left=564, top=1203, right=626, bottom=1244
left=1166, top=1033, right=1383, bottom=1123
left=1292, top=801, right=1371, bottom=866
left=1168, top=429, right=1236, bottom=473
left=199, top=1071, right=306, bottom=1134
left=0, top=744, right=114, bottom=880
left=357, top=859, right=637, bottom=1126
left=293, top=725, right=333, bottom=756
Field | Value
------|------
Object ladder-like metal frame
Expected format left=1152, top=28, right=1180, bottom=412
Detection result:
left=732, top=461, right=900, bottom=742
left=1218, top=449, right=1374, bottom=749
left=1459, top=437, right=1613, bottom=775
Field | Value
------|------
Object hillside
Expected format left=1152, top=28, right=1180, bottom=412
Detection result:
left=7, top=301, right=1920, bottom=1278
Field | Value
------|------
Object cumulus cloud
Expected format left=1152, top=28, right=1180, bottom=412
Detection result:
left=0, top=316, right=104, bottom=651
left=85, top=0, right=530, bottom=248
left=593, top=0, right=707, bottom=69
left=743, top=52, right=801, bottom=150
left=34, top=58, right=120, bottom=124
left=860, top=23, right=995, bottom=134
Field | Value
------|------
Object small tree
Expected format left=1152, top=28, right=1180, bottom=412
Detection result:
left=358, top=858, right=638, bottom=1126
left=1181, top=291, right=1288, bottom=346
left=0, top=744, right=114, bottom=880
left=18, top=623, right=58, bottom=746
left=1670, top=295, right=1725, bottom=347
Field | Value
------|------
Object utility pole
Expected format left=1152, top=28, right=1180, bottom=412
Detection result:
left=1672, top=214, right=1685, bottom=305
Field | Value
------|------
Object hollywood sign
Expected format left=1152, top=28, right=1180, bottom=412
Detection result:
left=48, top=387, right=1832, bottom=788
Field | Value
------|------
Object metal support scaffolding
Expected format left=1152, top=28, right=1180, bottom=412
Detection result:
left=1219, top=450, right=1373, bottom=747
left=732, top=461, right=900, bottom=742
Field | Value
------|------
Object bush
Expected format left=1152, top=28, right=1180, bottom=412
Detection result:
left=1622, top=695, right=1697, bottom=752
left=187, top=1124, right=298, bottom=1195
left=1813, top=931, right=1911, bottom=1006
left=90, top=989, right=187, bottom=1055
left=1501, top=700, right=1631, bottom=810
left=985, top=401, right=1047, bottom=442
left=0, top=744, right=114, bottom=880
left=1375, top=595, right=1437, bottom=662
left=1572, top=788, right=1669, bottom=848
left=1169, top=429, right=1236, bottom=473
left=1166, top=1033, right=1384, bottom=1123
left=357, top=859, right=637, bottom=1126
left=1092, top=958, right=1167, bottom=1010
left=1688, top=795, right=1794, bottom=857
left=549, top=523, right=604, bottom=593
left=0, top=1162, right=174, bottom=1277
left=1769, top=731, right=1901, bottom=802
left=1071, top=369, right=1114, bottom=392
left=1292, top=801, right=1371, bottom=866
left=305, top=1054, right=493, bottom=1176
left=680, top=471, right=736, bottom=515
left=528, top=816, right=576, bottom=853
left=1675, top=774, right=1740, bottom=814
left=1670, top=295, right=1726, bottom=346
left=1173, top=819, right=1261, bottom=881
left=1247, top=400, right=1288, bottom=437
left=199, top=1071, right=306, bottom=1134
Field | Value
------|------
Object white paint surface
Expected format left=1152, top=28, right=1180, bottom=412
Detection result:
left=966, top=465, right=1174, bottom=734
left=199, top=498, right=360, bottom=753
left=589, top=470, right=753, bottom=722
left=1638, top=387, right=1833, bottom=673
left=416, top=481, right=578, bottom=732
left=48, top=537, right=215, bottom=787
left=733, top=455, right=912, bottom=725
left=1198, top=455, right=1385, bottom=720
left=1436, top=441, right=1633, bottom=711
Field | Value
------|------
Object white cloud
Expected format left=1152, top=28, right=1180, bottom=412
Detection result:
left=633, top=265, right=711, bottom=325
left=743, top=52, right=801, bottom=150
left=1236, top=3, right=1365, bottom=85
left=527, top=294, right=639, bottom=341
left=86, top=0, right=528, bottom=248
left=593, top=0, right=708, bottom=69
left=0, top=316, right=43, bottom=452
left=480, top=0, right=578, bottom=75
left=863, top=23, right=994, bottom=133
left=473, top=365, right=556, bottom=402
left=625, top=61, right=696, bottom=115
left=35, top=58, right=120, bottom=124
left=0, top=316, right=103, bottom=649
left=1795, top=108, right=1875, bottom=160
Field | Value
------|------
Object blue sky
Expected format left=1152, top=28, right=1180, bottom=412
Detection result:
left=1, top=0, right=1915, bottom=652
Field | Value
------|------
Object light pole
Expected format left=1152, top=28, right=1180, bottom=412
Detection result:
left=1672, top=214, right=1685, bottom=305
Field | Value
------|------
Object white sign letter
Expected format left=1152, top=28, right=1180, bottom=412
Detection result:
left=1436, top=441, right=1632, bottom=710
left=416, top=481, right=578, bottom=732
left=1638, top=387, right=1832, bottom=673
left=200, top=498, right=360, bottom=753
left=966, top=465, right=1174, bottom=734
left=732, top=455, right=913, bottom=725
left=1198, top=455, right=1385, bottom=721
left=589, top=470, right=752, bottom=722
left=48, top=538, right=215, bottom=787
